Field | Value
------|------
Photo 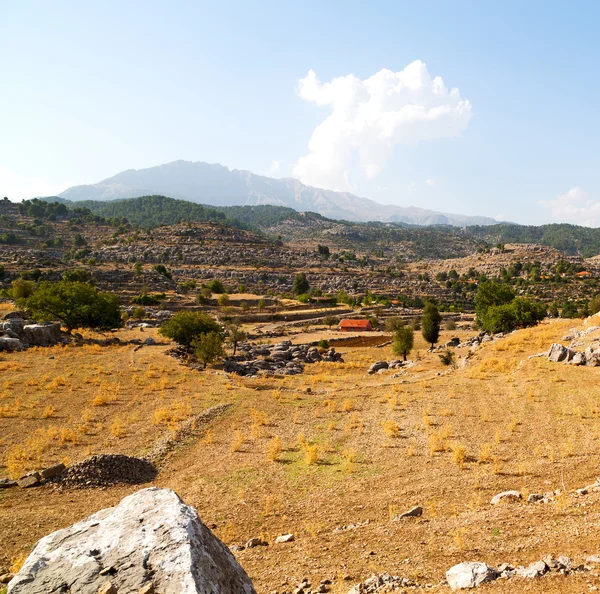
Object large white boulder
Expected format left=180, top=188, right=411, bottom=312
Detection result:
left=446, top=562, right=498, bottom=590
left=8, top=487, right=256, bottom=594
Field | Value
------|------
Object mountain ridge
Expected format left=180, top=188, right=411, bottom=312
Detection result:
left=58, top=160, right=497, bottom=227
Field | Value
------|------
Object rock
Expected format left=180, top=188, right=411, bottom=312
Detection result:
left=586, top=555, right=600, bottom=564
left=17, top=471, right=41, bottom=489
left=138, top=584, right=155, bottom=594
left=527, top=493, right=545, bottom=503
left=40, top=463, right=66, bottom=480
left=368, top=361, right=388, bottom=375
left=0, top=574, right=14, bottom=584
left=571, top=352, right=587, bottom=365
left=394, top=506, right=423, bottom=520
left=143, top=337, right=156, bottom=346
left=0, top=478, right=17, bottom=489
left=346, top=573, right=413, bottom=593
left=97, top=583, right=117, bottom=594
left=548, top=343, right=569, bottom=362
left=515, top=560, right=548, bottom=578
left=7, top=487, right=256, bottom=594
left=245, top=537, right=267, bottom=548
left=446, top=563, right=498, bottom=590
left=0, top=337, right=24, bottom=352
left=21, top=323, right=61, bottom=347
left=275, top=534, right=295, bottom=543
left=490, top=490, right=522, bottom=505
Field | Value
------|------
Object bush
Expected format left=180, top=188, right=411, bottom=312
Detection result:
left=474, top=281, right=515, bottom=324
left=18, top=281, right=122, bottom=331
left=153, top=264, right=172, bottom=280
left=297, top=293, right=310, bottom=304
left=208, top=279, right=225, bottom=294
left=317, top=339, right=330, bottom=349
left=62, top=268, right=95, bottom=284
left=132, top=307, right=146, bottom=319
left=218, top=293, right=230, bottom=306
left=131, top=292, right=161, bottom=306
left=439, top=349, right=456, bottom=367
left=178, top=280, right=197, bottom=294
left=21, top=269, right=42, bottom=281
left=0, top=264, right=4, bottom=280
left=159, top=310, right=221, bottom=349
left=11, top=279, right=36, bottom=299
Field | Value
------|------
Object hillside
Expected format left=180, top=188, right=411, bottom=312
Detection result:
left=56, top=160, right=499, bottom=226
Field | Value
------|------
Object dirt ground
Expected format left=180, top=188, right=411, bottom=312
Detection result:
left=2, top=317, right=600, bottom=593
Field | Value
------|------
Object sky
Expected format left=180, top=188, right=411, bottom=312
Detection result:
left=2, top=0, right=600, bottom=226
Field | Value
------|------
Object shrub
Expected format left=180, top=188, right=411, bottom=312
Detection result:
left=480, top=298, right=546, bottom=333
left=439, top=349, right=456, bottom=367
left=18, top=281, right=122, bottom=331
left=159, top=310, right=221, bottom=350
left=62, top=268, right=94, bottom=284
left=474, top=281, right=515, bottom=323
left=218, top=293, right=230, bottom=306
left=317, top=339, right=329, bottom=349
left=11, top=278, right=36, bottom=299
left=208, top=279, right=226, bottom=294
left=153, top=264, right=172, bottom=279
left=131, top=292, right=161, bottom=305
left=297, top=293, right=310, bottom=304
left=132, top=307, right=146, bottom=319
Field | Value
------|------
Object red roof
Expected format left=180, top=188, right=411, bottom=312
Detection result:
left=339, top=319, right=372, bottom=329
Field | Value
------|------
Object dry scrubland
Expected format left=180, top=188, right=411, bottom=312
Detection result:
left=2, top=310, right=600, bottom=592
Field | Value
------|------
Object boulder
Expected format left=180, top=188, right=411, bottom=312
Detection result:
left=0, top=337, right=24, bottom=352
left=446, top=562, right=498, bottom=590
left=491, top=490, right=522, bottom=505
left=40, top=463, right=66, bottom=480
left=275, top=533, right=295, bottom=543
left=571, top=352, right=586, bottom=366
left=17, top=472, right=41, bottom=489
left=548, top=343, right=569, bottom=362
left=7, top=487, right=256, bottom=594
left=368, top=361, right=388, bottom=375
left=21, top=323, right=61, bottom=347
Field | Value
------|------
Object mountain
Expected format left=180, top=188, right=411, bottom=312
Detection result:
left=58, top=160, right=497, bottom=226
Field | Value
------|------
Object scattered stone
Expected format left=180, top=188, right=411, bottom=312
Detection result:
left=368, top=361, right=388, bottom=375
left=0, top=337, right=24, bottom=352
left=446, top=562, right=498, bottom=590
left=97, top=583, right=117, bottom=594
left=275, top=534, right=295, bottom=543
left=548, top=343, right=571, bottom=362
left=138, top=584, right=155, bottom=594
left=52, top=454, right=157, bottom=489
left=586, top=556, right=600, bottom=564
left=490, top=490, right=522, bottom=505
left=246, top=537, right=267, bottom=548
left=7, top=488, right=256, bottom=594
left=346, top=573, right=414, bottom=593
left=393, top=506, right=423, bottom=520
left=515, top=560, right=548, bottom=579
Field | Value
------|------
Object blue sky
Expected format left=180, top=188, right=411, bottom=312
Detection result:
left=2, top=0, right=600, bottom=225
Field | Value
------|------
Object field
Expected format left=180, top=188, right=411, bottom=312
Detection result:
left=2, top=313, right=600, bottom=593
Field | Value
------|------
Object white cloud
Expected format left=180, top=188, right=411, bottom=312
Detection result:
left=0, top=166, right=72, bottom=202
left=539, top=186, right=600, bottom=227
left=266, top=160, right=281, bottom=177
left=293, top=60, right=472, bottom=191
left=425, top=178, right=436, bottom=186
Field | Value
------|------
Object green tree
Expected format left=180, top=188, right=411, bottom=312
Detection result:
left=18, top=281, right=122, bottom=331
left=159, top=310, right=221, bottom=350
left=392, top=324, right=414, bottom=361
left=192, top=331, right=225, bottom=369
left=292, top=272, right=310, bottom=295
left=480, top=298, right=546, bottom=333
left=218, top=293, right=230, bottom=306
left=317, top=244, right=330, bottom=258
left=474, top=281, right=515, bottom=324
left=421, top=302, right=442, bottom=348
left=226, top=323, right=246, bottom=355
left=153, top=264, right=172, bottom=279
left=133, top=261, right=143, bottom=276
left=323, top=315, right=337, bottom=329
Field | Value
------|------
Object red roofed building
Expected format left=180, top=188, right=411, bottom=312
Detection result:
left=338, top=319, right=373, bottom=332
